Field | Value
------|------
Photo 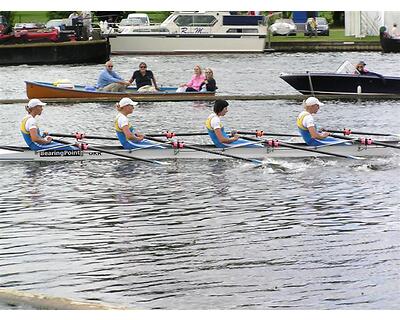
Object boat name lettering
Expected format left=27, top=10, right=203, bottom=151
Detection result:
left=88, top=151, right=102, bottom=156
left=38, top=150, right=83, bottom=157
left=180, top=27, right=206, bottom=34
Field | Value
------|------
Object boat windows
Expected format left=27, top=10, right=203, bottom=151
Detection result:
left=226, top=28, right=258, bottom=33
left=336, top=61, right=358, bottom=74
left=174, top=15, right=217, bottom=27
left=119, top=18, right=149, bottom=27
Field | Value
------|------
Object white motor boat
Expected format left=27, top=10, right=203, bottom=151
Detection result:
left=105, top=11, right=268, bottom=54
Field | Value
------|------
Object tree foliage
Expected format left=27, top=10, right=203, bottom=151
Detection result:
left=0, top=11, right=15, bottom=25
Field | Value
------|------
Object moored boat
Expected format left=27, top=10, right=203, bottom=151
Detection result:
left=25, top=81, right=216, bottom=100
left=0, top=40, right=110, bottom=66
left=105, top=11, right=268, bottom=54
left=379, top=25, right=400, bottom=53
left=280, top=61, right=400, bottom=95
left=0, top=141, right=397, bottom=162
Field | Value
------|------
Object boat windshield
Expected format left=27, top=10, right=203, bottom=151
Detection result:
left=336, top=61, right=359, bottom=74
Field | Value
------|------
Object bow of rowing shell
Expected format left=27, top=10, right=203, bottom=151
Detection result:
left=0, top=142, right=398, bottom=161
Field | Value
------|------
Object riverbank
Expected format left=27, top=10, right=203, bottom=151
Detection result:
left=266, top=40, right=381, bottom=52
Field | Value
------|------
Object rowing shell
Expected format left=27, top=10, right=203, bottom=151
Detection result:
left=0, top=141, right=398, bottom=162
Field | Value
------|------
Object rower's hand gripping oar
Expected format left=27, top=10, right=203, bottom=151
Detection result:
left=238, top=133, right=365, bottom=160
left=143, top=135, right=266, bottom=166
left=52, top=138, right=166, bottom=165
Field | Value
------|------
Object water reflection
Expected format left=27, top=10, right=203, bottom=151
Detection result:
left=1, top=52, right=400, bottom=309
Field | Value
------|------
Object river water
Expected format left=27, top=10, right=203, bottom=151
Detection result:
left=0, top=52, right=399, bottom=309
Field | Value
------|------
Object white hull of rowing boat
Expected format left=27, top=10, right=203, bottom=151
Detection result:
left=0, top=143, right=398, bottom=162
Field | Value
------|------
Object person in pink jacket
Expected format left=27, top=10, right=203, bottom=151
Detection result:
left=179, top=65, right=206, bottom=92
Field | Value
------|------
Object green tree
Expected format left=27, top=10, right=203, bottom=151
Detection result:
left=0, top=11, right=15, bottom=26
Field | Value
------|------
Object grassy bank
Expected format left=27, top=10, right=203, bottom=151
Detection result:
left=13, top=11, right=48, bottom=23
left=271, top=28, right=379, bottom=42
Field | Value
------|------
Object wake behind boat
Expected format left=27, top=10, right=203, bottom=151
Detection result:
left=25, top=80, right=215, bottom=99
left=280, top=61, right=400, bottom=95
left=0, top=140, right=398, bottom=162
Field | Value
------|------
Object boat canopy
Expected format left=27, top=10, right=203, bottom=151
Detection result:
left=336, top=61, right=359, bottom=74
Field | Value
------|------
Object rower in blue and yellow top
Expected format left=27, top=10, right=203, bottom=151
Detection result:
left=20, top=99, right=78, bottom=151
left=296, top=97, right=339, bottom=146
left=206, top=100, right=257, bottom=148
left=115, top=97, right=162, bottom=149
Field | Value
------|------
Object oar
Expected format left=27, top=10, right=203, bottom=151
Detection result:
left=143, top=135, right=266, bottom=166
left=49, top=132, right=209, bottom=141
left=330, top=134, right=400, bottom=150
left=52, top=138, right=166, bottom=165
left=239, top=136, right=365, bottom=160
left=0, top=146, right=25, bottom=152
left=325, top=128, right=400, bottom=138
left=237, top=130, right=300, bottom=138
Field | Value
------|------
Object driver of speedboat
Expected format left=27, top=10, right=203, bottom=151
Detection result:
left=354, top=61, right=383, bottom=78
left=355, top=61, right=368, bottom=75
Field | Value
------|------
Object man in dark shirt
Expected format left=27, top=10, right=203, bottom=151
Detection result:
left=355, top=61, right=383, bottom=78
left=129, top=62, right=159, bottom=92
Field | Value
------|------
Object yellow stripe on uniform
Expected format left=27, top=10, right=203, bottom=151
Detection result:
left=296, top=112, right=310, bottom=130
left=20, top=116, right=30, bottom=135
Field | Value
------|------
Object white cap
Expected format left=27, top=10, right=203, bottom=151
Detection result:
left=119, top=97, right=137, bottom=107
left=305, top=97, right=324, bottom=107
left=27, top=98, right=46, bottom=109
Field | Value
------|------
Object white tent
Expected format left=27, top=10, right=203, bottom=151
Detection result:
left=345, top=11, right=400, bottom=36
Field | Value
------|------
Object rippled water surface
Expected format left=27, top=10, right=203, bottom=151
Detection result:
left=0, top=52, right=400, bottom=309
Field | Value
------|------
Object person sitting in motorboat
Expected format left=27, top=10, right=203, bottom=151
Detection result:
left=115, top=97, right=162, bottom=150
left=354, top=61, right=369, bottom=75
left=178, top=65, right=206, bottom=92
left=296, top=97, right=342, bottom=147
left=206, top=100, right=260, bottom=148
left=21, top=99, right=79, bottom=151
left=391, top=23, right=400, bottom=38
left=200, top=68, right=218, bottom=92
left=97, top=60, right=131, bottom=92
left=129, top=62, right=160, bottom=93
left=354, top=61, right=383, bottom=77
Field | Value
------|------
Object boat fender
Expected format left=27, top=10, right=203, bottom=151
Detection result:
left=53, top=79, right=74, bottom=89
left=357, top=85, right=362, bottom=94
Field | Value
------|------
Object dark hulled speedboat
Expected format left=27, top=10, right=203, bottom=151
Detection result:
left=280, top=61, right=400, bottom=95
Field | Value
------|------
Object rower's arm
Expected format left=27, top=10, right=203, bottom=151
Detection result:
left=152, top=76, right=159, bottom=90
left=122, top=125, right=143, bottom=141
left=29, top=128, right=51, bottom=144
left=214, top=128, right=239, bottom=144
left=308, top=126, right=330, bottom=139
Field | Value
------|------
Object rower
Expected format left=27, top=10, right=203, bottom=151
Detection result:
left=115, top=97, right=162, bottom=149
left=20, top=99, right=78, bottom=151
left=205, top=100, right=260, bottom=148
left=296, top=97, right=341, bottom=146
